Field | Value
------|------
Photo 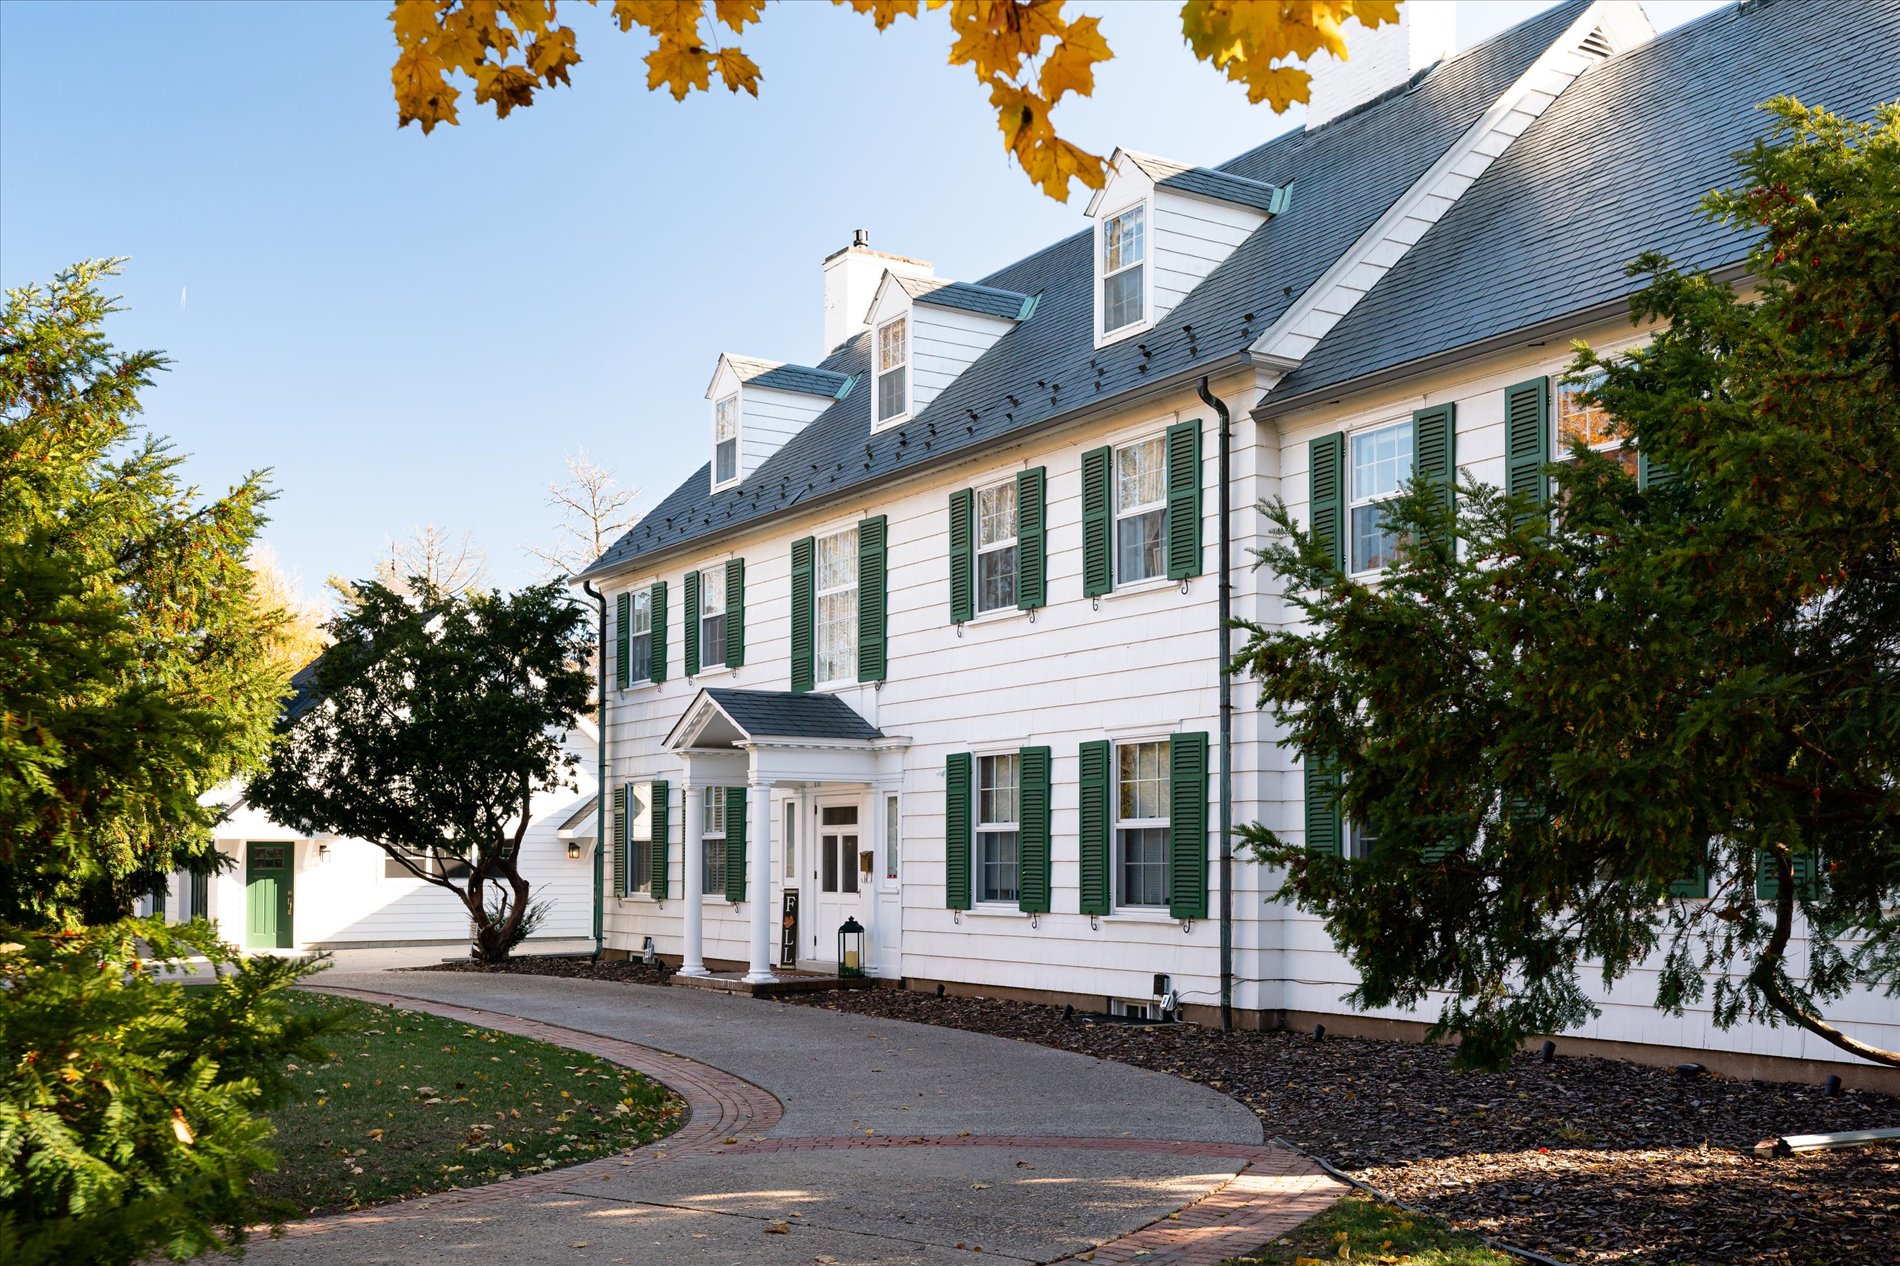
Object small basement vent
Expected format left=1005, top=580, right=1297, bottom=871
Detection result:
left=1579, top=26, right=1614, bottom=59
left=1109, top=998, right=1162, bottom=1021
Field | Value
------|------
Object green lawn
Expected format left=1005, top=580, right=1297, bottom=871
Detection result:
left=1224, top=1194, right=1514, bottom=1266
left=254, top=991, right=682, bottom=1215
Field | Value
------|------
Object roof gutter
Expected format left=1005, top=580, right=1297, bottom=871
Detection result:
left=580, top=579, right=608, bottom=960
left=1250, top=260, right=1752, bottom=423
left=577, top=349, right=1255, bottom=587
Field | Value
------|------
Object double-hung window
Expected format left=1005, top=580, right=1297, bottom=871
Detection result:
left=1115, top=740, right=1170, bottom=907
left=876, top=316, right=908, bottom=423
left=1101, top=204, right=1146, bottom=334
left=1346, top=819, right=1376, bottom=861
left=700, top=788, right=727, bottom=896
left=814, top=528, right=858, bottom=685
left=976, top=753, right=1020, bottom=903
left=1557, top=371, right=1638, bottom=477
left=626, top=783, right=653, bottom=894
left=1349, top=419, right=1414, bottom=574
left=627, top=589, right=653, bottom=683
left=714, top=395, right=739, bottom=486
left=1115, top=435, right=1167, bottom=583
left=699, top=566, right=727, bottom=669
left=975, top=481, right=1017, bottom=613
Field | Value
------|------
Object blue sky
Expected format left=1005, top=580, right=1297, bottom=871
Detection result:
left=1, top=0, right=1723, bottom=599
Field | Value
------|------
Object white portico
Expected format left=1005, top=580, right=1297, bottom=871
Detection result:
left=664, top=688, right=906, bottom=984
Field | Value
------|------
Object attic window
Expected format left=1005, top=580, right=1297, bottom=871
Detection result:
left=714, top=395, right=738, bottom=485
left=876, top=315, right=908, bottom=423
left=1101, top=204, right=1146, bottom=334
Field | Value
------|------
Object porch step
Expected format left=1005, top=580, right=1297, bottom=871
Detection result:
left=672, top=970, right=879, bottom=998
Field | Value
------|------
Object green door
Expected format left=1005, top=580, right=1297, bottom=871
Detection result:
left=246, top=842, right=294, bottom=949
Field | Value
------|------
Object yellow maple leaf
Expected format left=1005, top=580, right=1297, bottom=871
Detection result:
left=714, top=46, right=761, bottom=94
left=1037, top=12, right=1109, bottom=105
left=646, top=37, right=713, bottom=99
left=712, top=0, right=766, bottom=32
left=836, top=0, right=922, bottom=32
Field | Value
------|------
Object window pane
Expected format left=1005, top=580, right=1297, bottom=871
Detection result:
left=817, top=590, right=856, bottom=683
left=700, top=567, right=724, bottom=615
left=630, top=633, right=652, bottom=682
left=714, top=396, right=737, bottom=439
left=878, top=317, right=906, bottom=372
left=702, top=837, right=725, bottom=894
left=979, top=830, right=1020, bottom=903
left=631, top=591, right=651, bottom=635
left=1117, top=826, right=1169, bottom=907
left=1116, top=509, right=1163, bottom=584
left=976, top=483, right=1016, bottom=547
left=703, top=787, right=724, bottom=833
left=1350, top=420, right=1414, bottom=502
left=1558, top=373, right=1618, bottom=450
left=1103, top=265, right=1143, bottom=333
left=878, top=366, right=905, bottom=420
left=1117, top=740, right=1169, bottom=821
left=886, top=795, right=899, bottom=879
left=715, top=440, right=736, bottom=483
left=1347, top=820, right=1377, bottom=861
left=822, top=836, right=838, bottom=892
left=1351, top=503, right=1400, bottom=573
left=1116, top=438, right=1165, bottom=509
left=816, top=531, right=858, bottom=591
left=843, top=843, right=859, bottom=894
left=701, top=613, right=725, bottom=667
left=977, top=544, right=1017, bottom=612
left=978, top=753, right=1019, bottom=826
left=1103, top=206, right=1145, bottom=271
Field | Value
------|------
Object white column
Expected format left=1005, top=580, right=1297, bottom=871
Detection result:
left=742, top=778, right=778, bottom=984
left=679, top=781, right=708, bottom=977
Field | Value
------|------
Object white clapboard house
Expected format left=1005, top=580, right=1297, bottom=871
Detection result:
left=572, top=0, right=1900, bottom=1087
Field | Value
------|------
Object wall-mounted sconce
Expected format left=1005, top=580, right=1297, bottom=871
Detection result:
left=566, top=839, right=582, bottom=860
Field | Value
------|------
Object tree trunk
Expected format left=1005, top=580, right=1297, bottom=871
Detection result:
left=1751, top=844, right=1900, bottom=1068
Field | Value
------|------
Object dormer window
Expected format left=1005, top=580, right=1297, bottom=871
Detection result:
left=1101, top=204, right=1147, bottom=334
left=713, top=395, right=739, bottom=486
left=876, top=315, right=908, bottom=423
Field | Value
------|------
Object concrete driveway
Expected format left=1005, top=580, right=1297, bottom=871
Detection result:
left=239, top=969, right=1338, bottom=1265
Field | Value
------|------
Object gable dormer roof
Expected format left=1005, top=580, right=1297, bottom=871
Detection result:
left=711, top=354, right=851, bottom=400
left=890, top=275, right=1036, bottom=323
left=1092, top=151, right=1287, bottom=216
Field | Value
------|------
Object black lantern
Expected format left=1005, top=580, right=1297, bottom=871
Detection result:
left=837, top=916, right=866, bottom=978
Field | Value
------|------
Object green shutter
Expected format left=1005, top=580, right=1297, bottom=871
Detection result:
left=650, top=780, right=671, bottom=900
left=1168, top=731, right=1209, bottom=919
left=1757, top=849, right=1817, bottom=901
left=945, top=753, right=972, bottom=911
left=1081, top=445, right=1112, bottom=597
left=1018, top=746, right=1051, bottom=914
left=682, top=570, right=701, bottom=676
left=948, top=489, right=974, bottom=624
left=1667, top=852, right=1707, bottom=899
left=1308, top=433, right=1345, bottom=570
left=614, top=783, right=630, bottom=896
left=1638, top=449, right=1678, bottom=491
left=615, top=592, right=630, bottom=689
left=858, top=515, right=888, bottom=682
left=790, top=536, right=815, bottom=693
left=725, top=558, right=746, bottom=667
left=1165, top=421, right=1202, bottom=581
left=649, top=581, right=668, bottom=683
left=1504, top=378, right=1550, bottom=522
left=1413, top=403, right=1457, bottom=538
left=1078, top=740, right=1111, bottom=915
left=724, top=786, right=747, bottom=903
left=1304, top=755, right=1341, bottom=856
left=1016, top=467, right=1047, bottom=609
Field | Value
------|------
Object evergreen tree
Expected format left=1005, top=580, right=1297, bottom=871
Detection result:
left=1234, top=101, right=1900, bottom=1070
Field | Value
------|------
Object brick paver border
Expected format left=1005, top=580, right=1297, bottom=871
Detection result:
left=281, top=985, right=1343, bottom=1263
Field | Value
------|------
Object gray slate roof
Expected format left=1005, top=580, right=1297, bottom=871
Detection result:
left=1157, top=166, right=1285, bottom=214
left=703, top=688, right=883, bottom=741
left=725, top=355, right=851, bottom=398
left=578, top=0, right=1596, bottom=580
left=895, top=274, right=1034, bottom=321
left=1264, top=0, right=1900, bottom=409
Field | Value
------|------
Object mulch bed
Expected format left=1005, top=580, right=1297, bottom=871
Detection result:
left=410, top=955, right=674, bottom=986
left=779, top=988, right=1898, bottom=1266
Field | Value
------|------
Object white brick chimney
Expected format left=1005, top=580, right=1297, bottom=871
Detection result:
left=822, top=230, right=932, bottom=356
left=1306, top=0, right=1457, bottom=129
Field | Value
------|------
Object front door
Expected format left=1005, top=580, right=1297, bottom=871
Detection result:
left=246, top=842, right=294, bottom=949
left=811, top=800, right=864, bottom=969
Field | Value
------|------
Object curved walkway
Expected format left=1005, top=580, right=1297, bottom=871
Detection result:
left=249, top=972, right=1340, bottom=1265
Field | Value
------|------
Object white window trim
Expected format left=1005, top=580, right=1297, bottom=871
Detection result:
left=974, top=478, right=1018, bottom=616
left=712, top=393, right=742, bottom=493
left=1346, top=417, right=1415, bottom=580
left=697, top=564, right=728, bottom=671
left=973, top=749, right=1022, bottom=909
left=1093, top=197, right=1155, bottom=348
left=873, top=313, right=911, bottom=430
left=1112, top=736, right=1171, bottom=912
left=813, top=526, right=859, bottom=688
left=1112, top=432, right=1169, bottom=589
left=882, top=792, right=900, bottom=889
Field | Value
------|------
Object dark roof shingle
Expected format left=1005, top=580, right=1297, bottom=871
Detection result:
left=703, top=688, right=882, bottom=741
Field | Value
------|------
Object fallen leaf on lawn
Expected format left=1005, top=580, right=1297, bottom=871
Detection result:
left=367, top=1129, right=384, bottom=1140
left=569, top=1243, right=587, bottom=1250
left=723, top=1137, right=739, bottom=1145
left=764, top=1221, right=790, bottom=1234
left=971, top=1182, right=991, bottom=1190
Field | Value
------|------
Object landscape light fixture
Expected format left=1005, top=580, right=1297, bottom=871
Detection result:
left=837, top=917, right=866, bottom=978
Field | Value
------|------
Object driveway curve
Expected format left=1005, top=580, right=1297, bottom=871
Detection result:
left=244, top=970, right=1339, bottom=1266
